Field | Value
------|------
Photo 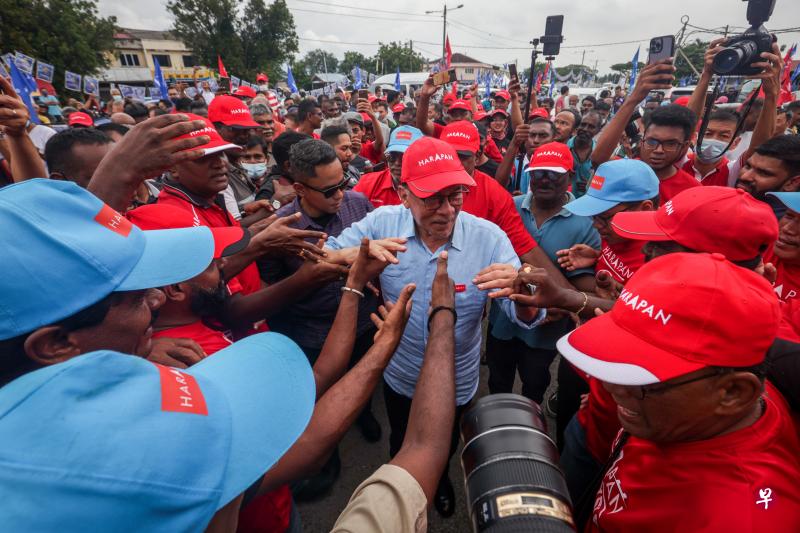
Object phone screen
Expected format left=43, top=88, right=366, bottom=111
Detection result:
left=432, top=69, right=457, bottom=86
left=358, top=89, right=369, bottom=100
left=647, top=35, right=675, bottom=64
left=508, top=64, right=518, bottom=80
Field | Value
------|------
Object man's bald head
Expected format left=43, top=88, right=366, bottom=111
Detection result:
left=110, top=113, right=136, bottom=126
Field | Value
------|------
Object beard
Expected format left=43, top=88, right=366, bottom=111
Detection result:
left=189, top=280, right=229, bottom=320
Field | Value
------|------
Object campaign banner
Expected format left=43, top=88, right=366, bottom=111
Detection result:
left=184, top=86, right=198, bottom=98
left=14, top=52, right=35, bottom=75
left=132, top=86, right=146, bottom=100
left=1, top=53, right=13, bottom=67
left=119, top=84, right=135, bottom=98
left=65, top=71, right=82, bottom=92
left=83, top=76, right=99, bottom=96
left=35, top=61, right=54, bottom=82
left=150, top=85, right=162, bottom=99
left=230, top=75, right=240, bottom=90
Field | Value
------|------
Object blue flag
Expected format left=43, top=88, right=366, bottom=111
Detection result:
left=629, top=47, right=640, bottom=94
left=153, top=57, right=169, bottom=103
left=8, top=60, right=40, bottom=124
left=548, top=68, right=556, bottom=98
left=394, top=66, right=401, bottom=92
left=354, top=65, right=362, bottom=90
left=791, top=62, right=800, bottom=83
left=286, top=65, right=298, bottom=94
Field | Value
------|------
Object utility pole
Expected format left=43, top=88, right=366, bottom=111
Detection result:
left=425, top=3, right=464, bottom=63
left=580, top=49, right=586, bottom=68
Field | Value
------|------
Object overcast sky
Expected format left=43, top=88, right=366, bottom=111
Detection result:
left=97, top=0, right=800, bottom=74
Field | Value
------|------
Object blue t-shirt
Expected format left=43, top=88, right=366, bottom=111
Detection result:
left=489, top=192, right=600, bottom=349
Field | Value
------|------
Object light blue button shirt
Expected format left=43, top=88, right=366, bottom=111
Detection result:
left=327, top=205, right=545, bottom=405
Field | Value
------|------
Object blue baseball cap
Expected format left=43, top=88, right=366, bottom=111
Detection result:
left=767, top=192, right=800, bottom=213
left=386, top=125, right=424, bottom=154
left=0, top=332, right=315, bottom=531
left=564, top=159, right=660, bottom=217
left=0, top=179, right=216, bottom=340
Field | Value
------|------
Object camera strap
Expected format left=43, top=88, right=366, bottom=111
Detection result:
left=573, top=430, right=630, bottom=529
left=696, top=79, right=762, bottom=156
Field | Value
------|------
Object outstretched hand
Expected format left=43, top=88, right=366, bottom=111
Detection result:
left=0, top=76, right=29, bottom=136
left=347, top=237, right=398, bottom=289
left=371, top=283, right=415, bottom=348
left=431, top=251, right=455, bottom=310
left=251, top=212, right=327, bottom=261
left=556, top=244, right=600, bottom=271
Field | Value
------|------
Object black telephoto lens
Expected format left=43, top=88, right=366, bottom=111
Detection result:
left=713, top=40, right=758, bottom=75
left=460, top=394, right=575, bottom=532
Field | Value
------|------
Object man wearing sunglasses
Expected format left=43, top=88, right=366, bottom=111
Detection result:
left=325, top=136, right=547, bottom=518
left=259, top=139, right=383, bottom=487
left=555, top=253, right=800, bottom=532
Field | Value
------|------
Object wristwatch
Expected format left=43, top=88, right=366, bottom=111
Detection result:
left=271, top=199, right=281, bottom=210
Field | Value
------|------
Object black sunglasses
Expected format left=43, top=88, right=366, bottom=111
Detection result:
left=531, top=169, right=567, bottom=183
left=303, top=177, right=349, bottom=198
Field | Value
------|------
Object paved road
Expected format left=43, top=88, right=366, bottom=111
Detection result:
left=297, top=356, right=560, bottom=532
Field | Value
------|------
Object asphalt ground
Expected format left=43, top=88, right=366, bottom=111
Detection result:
left=297, top=352, right=561, bottom=532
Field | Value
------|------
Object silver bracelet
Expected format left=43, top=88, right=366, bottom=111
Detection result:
left=340, top=286, right=365, bottom=298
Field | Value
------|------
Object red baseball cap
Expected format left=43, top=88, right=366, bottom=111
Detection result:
left=127, top=204, right=250, bottom=258
left=528, top=108, right=550, bottom=120
left=441, top=121, right=480, bottom=154
left=256, top=73, right=268, bottom=83
left=473, top=110, right=488, bottom=121
left=673, top=95, right=690, bottom=107
left=448, top=99, right=471, bottom=112
left=367, top=94, right=377, bottom=103
left=526, top=142, right=574, bottom=173
left=172, top=113, right=243, bottom=156
left=494, top=90, right=511, bottom=101
left=442, top=93, right=456, bottom=104
left=490, top=109, right=509, bottom=118
left=400, top=137, right=476, bottom=198
left=208, top=95, right=260, bottom=128
left=611, top=186, right=778, bottom=261
left=392, top=103, right=406, bottom=113
left=68, top=111, right=93, bottom=128
left=557, top=252, right=780, bottom=385
left=233, top=86, right=257, bottom=99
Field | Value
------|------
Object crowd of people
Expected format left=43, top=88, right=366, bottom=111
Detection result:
left=1, top=35, right=800, bottom=532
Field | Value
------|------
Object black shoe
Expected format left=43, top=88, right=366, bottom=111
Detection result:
left=434, top=474, right=456, bottom=518
left=357, top=410, right=382, bottom=443
left=291, top=448, right=341, bottom=502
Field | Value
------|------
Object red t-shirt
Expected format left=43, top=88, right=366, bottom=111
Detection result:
left=360, top=140, right=383, bottom=164
left=588, top=383, right=800, bottom=532
left=433, top=121, right=502, bottom=162
left=157, top=184, right=262, bottom=296
left=152, top=321, right=233, bottom=355
left=658, top=166, right=700, bottom=202
left=595, top=239, right=645, bottom=285
left=577, top=377, right=621, bottom=463
left=764, top=245, right=800, bottom=303
left=777, top=298, right=800, bottom=343
left=681, top=153, right=743, bottom=188
left=353, top=168, right=399, bottom=208
left=354, top=168, right=538, bottom=256
left=464, top=170, right=537, bottom=256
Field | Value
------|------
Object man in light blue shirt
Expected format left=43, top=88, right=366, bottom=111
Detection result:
left=326, top=136, right=545, bottom=517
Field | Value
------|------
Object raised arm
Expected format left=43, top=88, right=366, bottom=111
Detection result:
left=494, top=123, right=528, bottom=188
left=687, top=39, right=726, bottom=119
left=509, top=78, right=524, bottom=131
left=0, top=76, right=46, bottom=181
left=591, top=60, right=674, bottom=167
left=389, top=251, right=456, bottom=502
left=744, top=42, right=782, bottom=162
left=357, top=98, right=385, bottom=154
left=415, top=76, right=439, bottom=137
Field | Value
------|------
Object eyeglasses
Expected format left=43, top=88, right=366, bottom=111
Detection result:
left=635, top=369, right=733, bottom=400
left=419, top=188, right=468, bottom=210
left=302, top=177, right=349, bottom=198
left=641, top=137, right=685, bottom=152
left=531, top=169, right=567, bottom=183
left=592, top=205, right=632, bottom=227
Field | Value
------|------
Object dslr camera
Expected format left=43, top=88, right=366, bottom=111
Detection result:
left=712, top=0, right=777, bottom=76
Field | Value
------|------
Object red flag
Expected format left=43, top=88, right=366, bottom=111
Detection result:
left=535, top=71, right=543, bottom=92
left=445, top=35, right=453, bottom=69
left=217, top=55, right=229, bottom=78
left=450, top=80, right=458, bottom=99
left=779, top=44, right=797, bottom=105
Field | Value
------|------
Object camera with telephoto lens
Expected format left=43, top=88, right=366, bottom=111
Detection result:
left=712, top=0, right=777, bottom=76
left=460, top=394, right=575, bottom=532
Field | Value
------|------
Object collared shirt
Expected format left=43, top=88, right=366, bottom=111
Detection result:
left=567, top=137, right=596, bottom=198
left=156, top=180, right=262, bottom=296
left=489, top=192, right=600, bottom=348
left=260, top=191, right=376, bottom=349
left=353, top=168, right=399, bottom=208
left=327, top=205, right=546, bottom=404
left=225, top=161, right=258, bottom=215
left=681, top=152, right=744, bottom=188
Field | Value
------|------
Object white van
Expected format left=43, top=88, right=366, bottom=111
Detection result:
left=370, top=72, right=430, bottom=101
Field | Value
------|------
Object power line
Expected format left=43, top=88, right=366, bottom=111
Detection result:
left=290, top=7, right=439, bottom=22
left=447, top=18, right=531, bottom=45
left=292, top=0, right=436, bottom=18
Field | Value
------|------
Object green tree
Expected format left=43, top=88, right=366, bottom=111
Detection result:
left=167, top=0, right=244, bottom=74
left=339, top=51, right=369, bottom=78
left=0, top=0, right=116, bottom=94
left=674, top=39, right=708, bottom=80
left=239, top=0, right=298, bottom=81
left=290, top=49, right=339, bottom=89
left=610, top=61, right=645, bottom=75
left=371, top=42, right=424, bottom=75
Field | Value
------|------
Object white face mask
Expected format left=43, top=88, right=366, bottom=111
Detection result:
left=696, top=138, right=728, bottom=164
left=241, top=162, right=267, bottom=180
